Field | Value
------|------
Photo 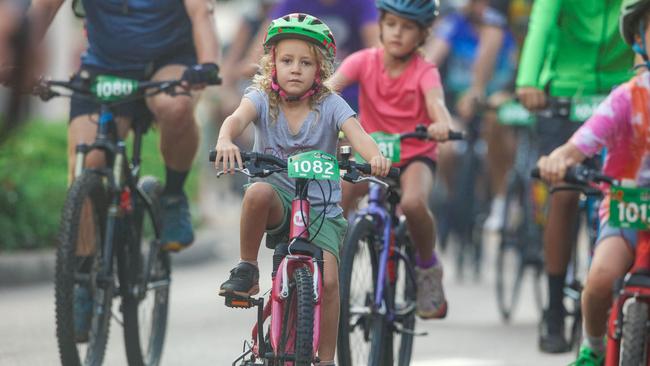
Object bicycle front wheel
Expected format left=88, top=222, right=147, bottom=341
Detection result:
left=122, top=176, right=171, bottom=366
left=276, top=266, right=314, bottom=366
left=496, top=172, right=526, bottom=322
left=392, top=233, right=417, bottom=366
left=338, top=216, right=382, bottom=366
left=55, top=171, right=113, bottom=366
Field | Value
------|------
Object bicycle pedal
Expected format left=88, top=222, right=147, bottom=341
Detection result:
left=225, top=295, right=255, bottom=309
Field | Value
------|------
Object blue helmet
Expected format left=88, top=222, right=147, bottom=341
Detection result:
left=376, top=0, right=440, bottom=27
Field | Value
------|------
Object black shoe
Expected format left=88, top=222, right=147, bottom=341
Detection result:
left=219, top=262, right=260, bottom=298
left=539, top=310, right=570, bottom=354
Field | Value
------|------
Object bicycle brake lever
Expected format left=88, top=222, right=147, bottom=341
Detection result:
left=354, top=176, right=390, bottom=188
left=216, top=168, right=253, bottom=178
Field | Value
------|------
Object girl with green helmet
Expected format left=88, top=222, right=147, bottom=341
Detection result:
left=216, top=13, right=391, bottom=366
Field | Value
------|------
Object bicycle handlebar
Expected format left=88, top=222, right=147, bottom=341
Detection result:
left=531, top=165, right=617, bottom=186
left=209, top=150, right=400, bottom=180
left=400, top=124, right=464, bottom=141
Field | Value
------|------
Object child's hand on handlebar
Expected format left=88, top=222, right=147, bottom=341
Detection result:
left=536, top=153, right=575, bottom=186
left=369, top=155, right=392, bottom=177
left=214, top=137, right=243, bottom=174
left=427, top=123, right=451, bottom=141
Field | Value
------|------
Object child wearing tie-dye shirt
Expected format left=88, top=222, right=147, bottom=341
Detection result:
left=536, top=2, right=650, bottom=360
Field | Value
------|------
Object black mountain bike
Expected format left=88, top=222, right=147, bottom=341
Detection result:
left=36, top=70, right=219, bottom=366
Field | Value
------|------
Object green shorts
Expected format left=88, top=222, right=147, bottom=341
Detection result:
left=246, top=183, right=348, bottom=263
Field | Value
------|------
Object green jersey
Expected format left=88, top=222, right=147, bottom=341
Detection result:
left=516, top=0, right=634, bottom=96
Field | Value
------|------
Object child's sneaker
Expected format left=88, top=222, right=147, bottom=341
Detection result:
left=219, top=262, right=260, bottom=298
left=415, top=262, right=448, bottom=319
left=569, top=345, right=604, bottom=366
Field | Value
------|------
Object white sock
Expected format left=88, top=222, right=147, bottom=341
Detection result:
left=582, top=325, right=605, bottom=356
left=239, top=259, right=258, bottom=268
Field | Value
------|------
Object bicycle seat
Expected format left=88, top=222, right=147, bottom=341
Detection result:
left=274, top=240, right=323, bottom=261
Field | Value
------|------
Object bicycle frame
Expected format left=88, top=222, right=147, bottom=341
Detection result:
left=605, top=230, right=650, bottom=366
left=241, top=178, right=323, bottom=364
left=74, top=104, right=163, bottom=299
left=354, top=181, right=416, bottom=316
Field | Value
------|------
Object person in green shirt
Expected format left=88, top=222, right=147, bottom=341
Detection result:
left=515, top=0, right=634, bottom=354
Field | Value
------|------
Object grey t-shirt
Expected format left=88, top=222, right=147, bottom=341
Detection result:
left=244, top=88, right=356, bottom=217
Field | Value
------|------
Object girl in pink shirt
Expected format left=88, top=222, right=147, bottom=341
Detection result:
left=329, top=0, right=455, bottom=320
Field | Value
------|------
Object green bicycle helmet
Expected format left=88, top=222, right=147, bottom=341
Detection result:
left=620, top=0, right=650, bottom=46
left=263, top=13, right=337, bottom=59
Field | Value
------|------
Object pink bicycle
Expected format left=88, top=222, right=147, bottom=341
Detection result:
left=209, top=149, right=398, bottom=365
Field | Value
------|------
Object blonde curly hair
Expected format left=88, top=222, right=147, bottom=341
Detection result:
left=252, top=41, right=335, bottom=123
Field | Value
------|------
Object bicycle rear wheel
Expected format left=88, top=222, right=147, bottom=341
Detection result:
left=338, top=216, right=380, bottom=366
left=122, top=176, right=171, bottom=366
left=55, top=171, right=113, bottom=366
left=277, top=266, right=314, bottom=366
left=496, top=172, right=526, bottom=322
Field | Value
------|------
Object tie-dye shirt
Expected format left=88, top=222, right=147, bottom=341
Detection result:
left=570, top=71, right=650, bottom=221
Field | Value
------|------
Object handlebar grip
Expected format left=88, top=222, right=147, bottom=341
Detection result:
left=355, top=163, right=400, bottom=179
left=388, top=167, right=400, bottom=179
left=209, top=150, right=217, bottom=162
left=530, top=167, right=540, bottom=179
left=448, top=131, right=464, bottom=140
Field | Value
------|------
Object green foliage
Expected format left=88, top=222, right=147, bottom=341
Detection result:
left=0, top=120, right=198, bottom=252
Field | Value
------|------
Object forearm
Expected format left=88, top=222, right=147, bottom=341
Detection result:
left=189, top=2, right=220, bottom=63
left=28, top=0, right=64, bottom=42
left=471, top=25, right=503, bottom=94
left=351, top=134, right=382, bottom=162
left=515, top=0, right=561, bottom=88
left=217, top=115, right=248, bottom=142
left=550, top=142, right=587, bottom=164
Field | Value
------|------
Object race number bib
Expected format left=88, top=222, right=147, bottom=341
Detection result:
left=92, top=75, right=139, bottom=102
left=355, top=132, right=401, bottom=163
left=609, top=186, right=650, bottom=229
left=288, top=150, right=340, bottom=180
left=570, top=95, right=606, bottom=122
left=497, top=101, right=534, bottom=126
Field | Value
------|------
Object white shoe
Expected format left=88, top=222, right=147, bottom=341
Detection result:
left=415, top=263, right=448, bottom=319
left=483, top=196, right=506, bottom=232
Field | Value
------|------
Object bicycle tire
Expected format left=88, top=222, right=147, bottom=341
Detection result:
left=122, top=176, right=171, bottom=366
left=620, top=301, right=648, bottom=366
left=453, top=139, right=487, bottom=281
left=277, top=266, right=314, bottom=366
left=337, top=216, right=379, bottom=366
left=55, top=171, right=112, bottom=366
left=496, top=172, right=525, bottom=322
left=393, top=230, right=416, bottom=366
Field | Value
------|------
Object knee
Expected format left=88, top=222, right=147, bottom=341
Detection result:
left=400, top=196, right=428, bottom=217
left=243, top=183, right=276, bottom=209
left=152, top=97, right=195, bottom=131
left=584, top=266, right=618, bottom=302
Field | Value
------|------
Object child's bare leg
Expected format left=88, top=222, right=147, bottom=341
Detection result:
left=582, top=237, right=633, bottom=339
left=341, top=180, right=368, bottom=218
left=219, top=182, right=285, bottom=297
left=399, top=161, right=435, bottom=261
left=318, top=251, right=340, bottom=362
left=239, top=182, right=285, bottom=262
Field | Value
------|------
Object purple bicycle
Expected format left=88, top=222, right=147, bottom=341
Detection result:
left=337, top=126, right=462, bottom=366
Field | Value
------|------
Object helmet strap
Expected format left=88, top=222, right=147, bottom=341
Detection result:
left=633, top=22, right=650, bottom=70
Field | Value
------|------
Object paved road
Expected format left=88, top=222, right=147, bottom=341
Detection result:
left=0, top=203, right=574, bottom=365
